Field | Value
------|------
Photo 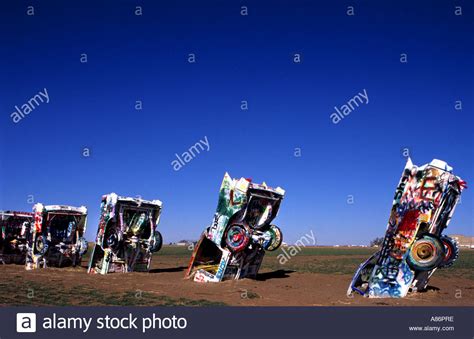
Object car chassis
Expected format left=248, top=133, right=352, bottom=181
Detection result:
left=186, top=173, right=285, bottom=282
left=26, top=204, right=88, bottom=270
left=0, top=211, right=33, bottom=265
left=88, top=193, right=163, bottom=274
left=347, top=158, right=467, bottom=298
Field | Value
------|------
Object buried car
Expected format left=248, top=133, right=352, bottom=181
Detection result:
left=347, top=158, right=467, bottom=298
left=0, top=211, right=33, bottom=264
left=88, top=193, right=163, bottom=274
left=26, top=204, right=88, bottom=270
left=185, top=173, right=285, bottom=282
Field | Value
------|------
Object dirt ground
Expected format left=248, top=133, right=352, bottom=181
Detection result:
left=0, top=247, right=473, bottom=306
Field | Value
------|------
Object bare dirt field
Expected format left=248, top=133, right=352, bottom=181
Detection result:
left=1, top=246, right=473, bottom=306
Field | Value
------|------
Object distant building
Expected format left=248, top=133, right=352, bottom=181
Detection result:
left=449, top=234, right=474, bottom=248
left=173, top=240, right=194, bottom=246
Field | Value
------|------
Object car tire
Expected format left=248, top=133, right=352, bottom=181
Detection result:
left=262, top=225, right=283, bottom=251
left=407, top=234, right=445, bottom=271
left=34, top=234, right=48, bottom=256
left=224, top=224, right=250, bottom=252
left=438, top=236, right=459, bottom=268
left=77, top=237, right=88, bottom=256
left=149, top=231, right=163, bottom=253
left=106, top=232, right=119, bottom=250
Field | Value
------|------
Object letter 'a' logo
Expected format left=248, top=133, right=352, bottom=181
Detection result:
left=16, top=313, right=36, bottom=333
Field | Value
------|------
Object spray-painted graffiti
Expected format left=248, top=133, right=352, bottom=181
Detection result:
left=25, top=204, right=88, bottom=270
left=87, top=193, right=163, bottom=274
left=347, top=158, right=467, bottom=298
left=185, top=173, right=285, bottom=282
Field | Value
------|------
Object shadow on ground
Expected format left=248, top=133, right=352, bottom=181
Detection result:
left=257, top=269, right=295, bottom=281
left=149, top=266, right=187, bottom=273
left=418, top=285, right=441, bottom=293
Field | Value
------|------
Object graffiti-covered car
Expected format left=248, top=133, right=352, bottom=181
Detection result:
left=186, top=173, right=285, bottom=282
left=26, top=204, right=88, bottom=270
left=347, top=158, right=467, bottom=298
left=0, top=211, right=33, bottom=264
left=88, top=193, right=163, bottom=274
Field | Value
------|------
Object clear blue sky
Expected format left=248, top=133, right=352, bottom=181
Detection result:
left=1, top=1, right=472, bottom=245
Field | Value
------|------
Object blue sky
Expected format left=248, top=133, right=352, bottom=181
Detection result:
left=1, top=1, right=472, bottom=245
